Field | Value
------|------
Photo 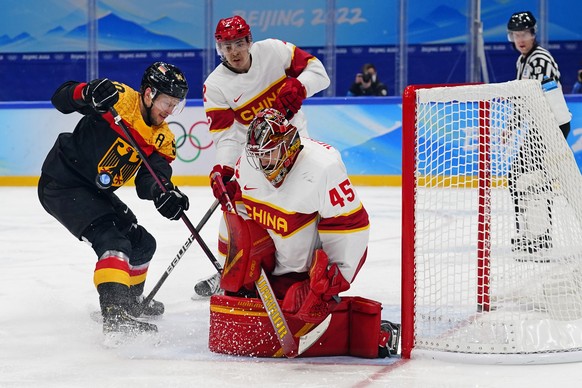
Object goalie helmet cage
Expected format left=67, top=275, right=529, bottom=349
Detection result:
left=401, top=80, right=582, bottom=364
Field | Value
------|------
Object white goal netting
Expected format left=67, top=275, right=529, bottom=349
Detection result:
left=404, top=80, right=582, bottom=364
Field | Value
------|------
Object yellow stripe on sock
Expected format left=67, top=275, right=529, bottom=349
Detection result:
left=94, top=268, right=131, bottom=287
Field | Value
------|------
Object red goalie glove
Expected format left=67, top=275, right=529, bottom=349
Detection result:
left=272, top=77, right=306, bottom=119
left=281, top=249, right=350, bottom=323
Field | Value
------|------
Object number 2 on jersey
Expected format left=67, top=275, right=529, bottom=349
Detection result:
left=329, top=179, right=355, bottom=207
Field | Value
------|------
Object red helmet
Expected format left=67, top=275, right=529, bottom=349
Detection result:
left=215, top=16, right=251, bottom=43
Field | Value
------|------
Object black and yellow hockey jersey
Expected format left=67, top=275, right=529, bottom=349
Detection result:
left=42, top=80, right=177, bottom=200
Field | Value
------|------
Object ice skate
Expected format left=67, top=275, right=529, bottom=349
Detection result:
left=512, top=233, right=552, bottom=255
left=378, top=320, right=401, bottom=358
left=192, top=272, right=222, bottom=298
left=102, top=305, right=158, bottom=335
left=128, top=295, right=165, bottom=318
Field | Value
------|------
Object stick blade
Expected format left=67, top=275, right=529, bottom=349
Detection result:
left=295, top=313, right=332, bottom=357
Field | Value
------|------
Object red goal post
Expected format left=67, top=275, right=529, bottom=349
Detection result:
left=401, top=80, right=582, bottom=364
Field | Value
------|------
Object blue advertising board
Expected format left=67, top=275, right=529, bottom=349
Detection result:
left=1, top=96, right=581, bottom=185
left=0, top=1, right=581, bottom=101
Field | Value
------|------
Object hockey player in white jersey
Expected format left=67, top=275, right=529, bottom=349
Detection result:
left=207, top=108, right=399, bottom=358
left=195, top=15, right=330, bottom=296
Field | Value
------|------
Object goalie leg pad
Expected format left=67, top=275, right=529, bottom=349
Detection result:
left=208, top=295, right=387, bottom=358
left=208, top=294, right=350, bottom=357
left=348, top=297, right=383, bottom=358
left=220, top=213, right=276, bottom=292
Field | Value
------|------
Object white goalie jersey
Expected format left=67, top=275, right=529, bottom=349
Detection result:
left=225, top=137, right=370, bottom=283
left=203, top=38, right=330, bottom=168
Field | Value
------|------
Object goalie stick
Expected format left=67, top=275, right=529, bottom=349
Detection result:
left=211, top=171, right=331, bottom=358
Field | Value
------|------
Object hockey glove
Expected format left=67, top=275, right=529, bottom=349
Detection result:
left=153, top=182, right=189, bottom=221
left=83, top=78, right=119, bottom=112
left=210, top=165, right=240, bottom=211
left=272, top=78, right=306, bottom=119
left=281, top=249, right=350, bottom=323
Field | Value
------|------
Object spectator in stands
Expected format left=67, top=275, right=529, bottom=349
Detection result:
left=347, top=63, right=388, bottom=96
left=572, top=68, right=582, bottom=94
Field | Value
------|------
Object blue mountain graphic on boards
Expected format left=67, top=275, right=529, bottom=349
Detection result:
left=0, top=12, right=194, bottom=52
left=67, top=13, right=193, bottom=50
left=407, top=5, right=468, bottom=44
left=0, top=32, right=32, bottom=47
left=341, top=128, right=403, bottom=175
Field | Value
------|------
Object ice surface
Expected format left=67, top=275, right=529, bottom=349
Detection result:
left=1, top=186, right=582, bottom=387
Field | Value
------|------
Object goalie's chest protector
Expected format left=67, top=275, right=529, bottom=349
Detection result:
left=236, top=139, right=347, bottom=274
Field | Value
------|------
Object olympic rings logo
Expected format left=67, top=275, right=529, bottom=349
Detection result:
left=168, top=120, right=214, bottom=163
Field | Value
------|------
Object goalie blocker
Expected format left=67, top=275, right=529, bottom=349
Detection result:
left=208, top=212, right=398, bottom=358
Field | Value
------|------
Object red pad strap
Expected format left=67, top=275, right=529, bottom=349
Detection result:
left=220, top=213, right=276, bottom=292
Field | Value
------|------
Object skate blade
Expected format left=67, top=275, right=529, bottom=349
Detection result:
left=102, top=330, right=161, bottom=349
left=90, top=310, right=163, bottom=322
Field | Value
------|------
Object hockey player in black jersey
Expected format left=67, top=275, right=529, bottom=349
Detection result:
left=38, top=62, right=190, bottom=334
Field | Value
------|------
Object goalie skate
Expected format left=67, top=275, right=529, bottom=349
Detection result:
left=192, top=272, right=222, bottom=298
left=378, top=320, right=401, bottom=358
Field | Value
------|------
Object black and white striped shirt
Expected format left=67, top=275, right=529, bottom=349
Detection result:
left=515, top=44, right=561, bottom=85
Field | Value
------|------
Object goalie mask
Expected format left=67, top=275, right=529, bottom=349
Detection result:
left=246, top=108, right=302, bottom=188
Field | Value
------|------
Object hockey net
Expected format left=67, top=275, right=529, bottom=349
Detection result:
left=401, top=80, right=582, bottom=364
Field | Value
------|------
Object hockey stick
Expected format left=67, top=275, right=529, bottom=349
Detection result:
left=212, top=172, right=331, bottom=358
left=134, top=199, right=220, bottom=316
left=109, top=108, right=223, bottom=300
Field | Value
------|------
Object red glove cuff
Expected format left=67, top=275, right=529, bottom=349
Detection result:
left=284, top=77, right=306, bottom=99
left=210, top=165, right=239, bottom=210
left=209, top=164, right=234, bottom=183
left=273, top=78, right=306, bottom=118
left=73, top=82, right=88, bottom=104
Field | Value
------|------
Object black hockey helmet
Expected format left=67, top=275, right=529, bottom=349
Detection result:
left=141, top=62, right=188, bottom=100
left=507, top=11, right=537, bottom=33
